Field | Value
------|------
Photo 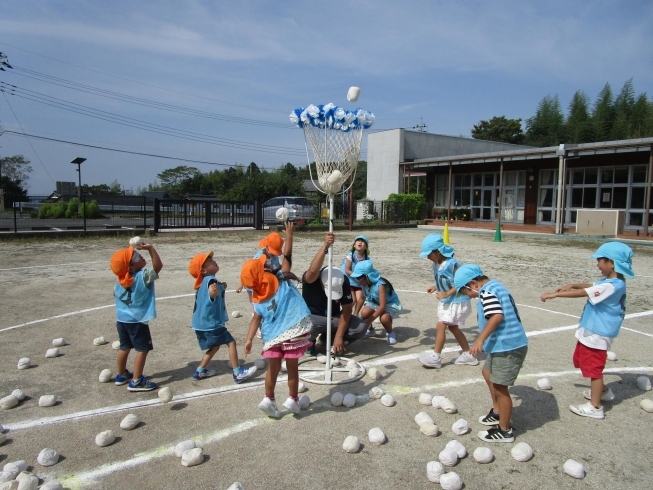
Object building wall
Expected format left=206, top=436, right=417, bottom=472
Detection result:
left=367, top=129, right=404, bottom=200
left=403, top=131, right=530, bottom=161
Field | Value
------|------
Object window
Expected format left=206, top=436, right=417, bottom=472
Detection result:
left=583, top=187, right=596, bottom=208
left=571, top=188, right=583, bottom=207
left=633, top=166, right=647, bottom=183
left=631, top=187, right=645, bottom=208
left=613, top=187, right=627, bottom=208
left=572, top=169, right=584, bottom=185
left=584, top=168, right=598, bottom=184
left=601, top=168, right=613, bottom=184
left=484, top=174, right=494, bottom=186
left=599, top=188, right=612, bottom=208
left=629, top=213, right=643, bottom=226
left=473, top=174, right=482, bottom=187
left=614, top=167, right=629, bottom=183
left=541, top=170, right=555, bottom=186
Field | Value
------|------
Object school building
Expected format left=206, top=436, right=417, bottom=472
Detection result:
left=367, top=129, right=653, bottom=233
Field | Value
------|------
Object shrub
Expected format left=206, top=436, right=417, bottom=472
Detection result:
left=66, top=198, right=79, bottom=218
left=385, top=193, right=425, bottom=221
left=79, top=200, right=102, bottom=219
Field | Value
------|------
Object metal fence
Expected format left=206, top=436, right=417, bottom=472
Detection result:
left=309, top=199, right=429, bottom=225
left=154, top=199, right=259, bottom=230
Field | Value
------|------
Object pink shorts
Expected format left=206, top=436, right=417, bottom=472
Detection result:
left=573, top=341, right=607, bottom=379
left=262, top=335, right=312, bottom=359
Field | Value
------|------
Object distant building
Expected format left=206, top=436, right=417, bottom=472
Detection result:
left=302, top=179, right=322, bottom=196
left=56, top=181, right=77, bottom=198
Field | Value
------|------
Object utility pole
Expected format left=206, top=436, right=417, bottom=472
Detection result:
left=413, top=118, right=428, bottom=133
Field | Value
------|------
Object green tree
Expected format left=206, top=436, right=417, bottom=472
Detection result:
left=630, top=94, right=653, bottom=138
left=156, top=166, right=202, bottom=197
left=525, top=95, right=564, bottom=147
left=0, top=155, right=32, bottom=183
left=565, top=91, right=592, bottom=143
left=591, top=83, right=615, bottom=142
left=471, top=116, right=524, bottom=144
left=612, top=79, right=636, bottom=140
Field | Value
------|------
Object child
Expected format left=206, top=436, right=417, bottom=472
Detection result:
left=188, top=252, right=257, bottom=383
left=418, top=234, right=477, bottom=368
left=541, top=242, right=634, bottom=419
left=351, top=261, right=402, bottom=345
left=341, top=235, right=370, bottom=316
left=109, top=241, right=162, bottom=392
left=453, top=264, right=528, bottom=443
left=241, top=222, right=312, bottom=418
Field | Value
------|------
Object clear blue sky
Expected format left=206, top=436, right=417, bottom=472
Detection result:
left=1, top=1, right=652, bottom=194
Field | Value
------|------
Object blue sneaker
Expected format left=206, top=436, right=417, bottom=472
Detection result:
left=114, top=370, right=133, bottom=386
left=193, top=368, right=216, bottom=380
left=127, top=375, right=157, bottom=392
left=233, top=366, right=257, bottom=384
left=304, top=345, right=316, bottom=356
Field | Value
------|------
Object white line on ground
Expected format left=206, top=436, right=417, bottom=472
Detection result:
left=516, top=304, right=580, bottom=318
left=622, top=327, right=653, bottom=338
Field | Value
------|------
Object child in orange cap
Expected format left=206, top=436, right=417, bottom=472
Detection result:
left=188, top=252, right=257, bottom=383
left=109, top=240, right=162, bottom=392
left=241, top=223, right=312, bottom=418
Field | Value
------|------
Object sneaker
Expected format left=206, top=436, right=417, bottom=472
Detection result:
left=569, top=402, right=605, bottom=419
left=127, top=375, right=157, bottom=392
left=256, top=329, right=262, bottom=339
left=282, top=397, right=301, bottom=414
left=418, top=352, right=442, bottom=369
left=478, top=408, right=501, bottom=426
left=478, top=426, right=515, bottom=443
left=305, top=345, right=316, bottom=356
left=386, top=332, right=397, bottom=345
left=193, top=368, right=216, bottom=380
left=258, top=397, right=281, bottom=418
left=583, top=388, right=615, bottom=402
left=114, top=370, right=133, bottom=386
left=364, top=327, right=376, bottom=338
left=454, top=352, right=479, bottom=366
left=233, top=365, right=257, bottom=384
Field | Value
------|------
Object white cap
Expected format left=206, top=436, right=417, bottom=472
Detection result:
left=320, top=267, right=344, bottom=300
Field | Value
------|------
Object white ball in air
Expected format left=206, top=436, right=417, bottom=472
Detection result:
left=347, top=86, right=361, bottom=102
left=275, top=207, right=289, bottom=222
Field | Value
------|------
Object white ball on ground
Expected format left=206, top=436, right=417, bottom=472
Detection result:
left=346, top=359, right=357, bottom=369
left=636, top=376, right=652, bottom=391
left=445, top=440, right=467, bottom=459
left=438, top=447, right=458, bottom=467
left=369, top=386, right=384, bottom=399
left=120, top=414, right=140, bottom=430
left=17, top=358, right=31, bottom=370
left=342, top=435, right=360, bottom=453
left=226, top=484, right=244, bottom=490
left=426, top=461, right=445, bottom=483
left=95, top=430, right=116, bottom=447
left=174, top=440, right=196, bottom=458
left=348, top=368, right=362, bottom=379
left=52, top=338, right=66, bottom=347
left=439, top=471, right=463, bottom=490
left=129, top=236, right=144, bottom=248
left=11, top=389, right=25, bottom=401
left=563, top=459, right=585, bottom=479
left=181, top=447, right=204, bottom=467
left=297, top=381, right=307, bottom=393
left=40, top=483, right=64, bottom=490
left=93, top=337, right=107, bottom=346
left=275, top=207, right=289, bottom=222
left=343, top=393, right=356, bottom=408
left=640, top=399, right=653, bottom=412
left=39, top=395, right=56, bottom=407
left=419, top=423, right=439, bottom=436
left=0, top=395, right=19, bottom=410
left=368, top=427, right=386, bottom=445
left=419, top=393, right=433, bottom=405
left=537, top=378, right=552, bottom=390
left=158, top=387, right=173, bottom=403
left=331, top=357, right=342, bottom=366
left=414, top=412, right=434, bottom=427
left=37, top=448, right=59, bottom=466
left=16, top=473, right=39, bottom=489
left=331, top=392, right=344, bottom=407
left=112, top=341, right=121, bottom=350
left=511, top=442, right=534, bottom=462
left=347, top=86, right=361, bottom=102
left=367, top=367, right=381, bottom=380
left=254, top=358, right=266, bottom=370
left=380, top=394, right=395, bottom=407
left=45, top=348, right=60, bottom=358
left=298, top=395, right=310, bottom=409
left=451, top=419, right=470, bottom=435
left=607, top=350, right=617, bottom=361
left=4, top=461, right=27, bottom=473
left=99, top=369, right=113, bottom=383
left=440, top=398, right=457, bottom=413
left=231, top=310, right=242, bottom=318
left=316, top=354, right=327, bottom=364
left=431, top=395, right=446, bottom=409
left=473, top=447, right=494, bottom=463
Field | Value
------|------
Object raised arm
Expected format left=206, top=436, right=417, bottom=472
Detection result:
left=304, top=232, right=335, bottom=283
left=140, top=242, right=162, bottom=274
left=281, top=221, right=294, bottom=273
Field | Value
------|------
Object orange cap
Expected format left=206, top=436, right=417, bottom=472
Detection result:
left=188, top=251, right=214, bottom=290
left=240, top=256, right=278, bottom=303
left=258, top=232, right=283, bottom=256
left=110, top=246, right=135, bottom=288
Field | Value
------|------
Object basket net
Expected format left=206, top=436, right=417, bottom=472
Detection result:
left=303, top=125, right=363, bottom=195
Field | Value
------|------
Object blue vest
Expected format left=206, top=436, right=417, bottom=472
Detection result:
left=477, top=279, right=528, bottom=353
left=432, top=258, right=469, bottom=305
left=341, top=252, right=369, bottom=288
left=192, top=276, right=229, bottom=331
left=253, top=278, right=311, bottom=344
left=114, top=270, right=156, bottom=323
left=364, top=278, right=402, bottom=312
left=579, top=277, right=626, bottom=338
left=254, top=249, right=281, bottom=272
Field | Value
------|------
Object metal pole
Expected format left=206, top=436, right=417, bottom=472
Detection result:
left=325, top=194, right=335, bottom=382
left=348, top=174, right=354, bottom=231
left=555, top=148, right=565, bottom=234
left=447, top=163, right=452, bottom=222
left=77, top=164, right=82, bottom=201
left=82, top=195, right=87, bottom=234
left=645, top=145, right=653, bottom=236
left=13, top=200, right=17, bottom=234
left=498, top=159, right=504, bottom=224
left=143, top=196, right=147, bottom=230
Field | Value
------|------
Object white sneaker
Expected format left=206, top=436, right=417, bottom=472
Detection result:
left=364, top=327, right=376, bottom=338
left=282, top=397, right=301, bottom=414
left=258, top=397, right=281, bottom=418
left=454, top=352, right=479, bottom=366
left=569, top=402, right=604, bottom=419
left=386, top=332, right=397, bottom=345
left=583, top=388, right=615, bottom=402
left=418, top=352, right=442, bottom=368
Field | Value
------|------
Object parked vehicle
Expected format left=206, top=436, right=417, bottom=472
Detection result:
left=263, top=196, right=316, bottom=224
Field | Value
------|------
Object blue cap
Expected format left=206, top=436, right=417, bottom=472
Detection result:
left=351, top=260, right=380, bottom=282
left=419, top=234, right=454, bottom=258
left=453, top=264, right=484, bottom=292
left=590, top=242, right=635, bottom=279
left=354, top=235, right=370, bottom=246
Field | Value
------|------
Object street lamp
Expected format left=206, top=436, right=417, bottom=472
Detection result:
left=70, top=157, right=86, bottom=201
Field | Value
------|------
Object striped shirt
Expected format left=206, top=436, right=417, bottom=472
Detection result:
left=480, top=291, right=503, bottom=318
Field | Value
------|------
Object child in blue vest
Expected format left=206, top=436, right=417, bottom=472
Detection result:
left=351, top=260, right=402, bottom=345
left=541, top=242, right=634, bottom=420
left=418, top=234, right=477, bottom=369
left=241, top=222, right=312, bottom=417
left=341, top=235, right=370, bottom=317
left=109, top=242, right=162, bottom=392
left=188, top=252, right=257, bottom=383
left=454, top=264, right=528, bottom=443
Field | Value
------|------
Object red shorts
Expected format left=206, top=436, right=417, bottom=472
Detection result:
left=573, top=341, right=607, bottom=379
left=262, top=335, right=312, bottom=359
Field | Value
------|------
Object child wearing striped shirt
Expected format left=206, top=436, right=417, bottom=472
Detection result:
left=454, top=264, right=528, bottom=443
